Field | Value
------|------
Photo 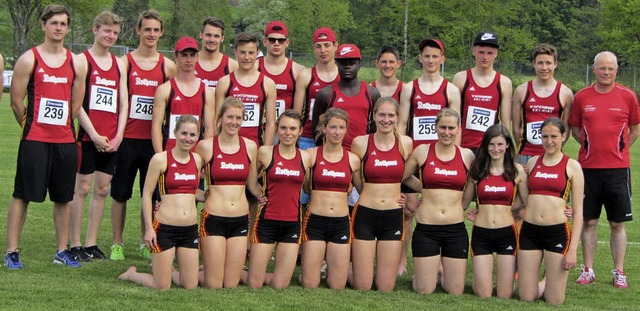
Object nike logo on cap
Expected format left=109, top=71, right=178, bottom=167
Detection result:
left=481, top=33, right=496, bottom=40
left=340, top=47, right=354, bottom=56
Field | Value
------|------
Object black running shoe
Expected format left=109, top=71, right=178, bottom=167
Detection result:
left=69, top=246, right=92, bottom=262
left=84, top=245, right=107, bottom=260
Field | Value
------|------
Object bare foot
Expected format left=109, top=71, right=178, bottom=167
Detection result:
left=118, top=266, right=137, bottom=280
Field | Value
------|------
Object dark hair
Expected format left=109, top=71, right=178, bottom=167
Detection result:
left=41, top=4, right=70, bottom=24
left=202, top=17, right=225, bottom=33
left=136, top=10, right=163, bottom=30
left=469, top=124, right=517, bottom=181
left=234, top=32, right=258, bottom=48
left=541, top=117, right=566, bottom=134
left=376, top=46, right=400, bottom=61
left=315, top=108, right=349, bottom=142
left=531, top=43, right=557, bottom=62
left=277, top=109, right=303, bottom=128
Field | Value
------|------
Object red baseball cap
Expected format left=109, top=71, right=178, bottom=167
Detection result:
left=335, top=44, right=361, bottom=59
left=264, top=20, right=288, bottom=37
left=418, top=38, right=445, bottom=54
left=175, top=36, right=199, bottom=53
left=313, top=27, right=336, bottom=43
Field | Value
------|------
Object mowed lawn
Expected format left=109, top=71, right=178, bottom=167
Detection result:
left=0, top=91, right=638, bottom=311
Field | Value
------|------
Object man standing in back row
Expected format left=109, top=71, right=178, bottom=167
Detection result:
left=453, top=32, right=512, bottom=153
left=571, top=51, right=639, bottom=289
left=196, top=17, right=238, bottom=93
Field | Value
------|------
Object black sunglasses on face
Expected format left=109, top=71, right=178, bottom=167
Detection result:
left=267, top=37, right=287, bottom=44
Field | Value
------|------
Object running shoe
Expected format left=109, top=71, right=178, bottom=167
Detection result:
left=139, top=244, right=151, bottom=260
left=576, top=265, right=595, bottom=284
left=69, top=246, right=92, bottom=262
left=110, top=244, right=125, bottom=261
left=85, top=245, right=107, bottom=260
left=613, top=269, right=629, bottom=289
left=53, top=250, right=82, bottom=267
left=4, top=250, right=24, bottom=270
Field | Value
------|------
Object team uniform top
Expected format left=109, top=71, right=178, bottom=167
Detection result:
left=408, top=78, right=449, bottom=148
left=310, top=146, right=352, bottom=192
left=225, top=72, right=268, bottom=146
left=327, top=81, right=374, bottom=150
left=301, top=66, right=339, bottom=139
left=460, top=69, right=503, bottom=149
left=158, top=151, right=199, bottom=195
left=78, top=50, right=120, bottom=142
left=371, top=80, right=403, bottom=102
left=194, top=54, right=231, bottom=91
left=258, top=58, right=296, bottom=118
left=528, top=154, right=571, bottom=200
left=206, top=136, right=251, bottom=186
left=476, top=174, right=516, bottom=206
left=260, top=145, right=306, bottom=221
left=568, top=84, right=640, bottom=168
left=22, top=48, right=76, bottom=143
left=420, top=145, right=467, bottom=191
left=518, top=81, right=564, bottom=156
left=125, top=53, right=167, bottom=140
left=161, top=79, right=206, bottom=150
left=361, top=135, right=404, bottom=184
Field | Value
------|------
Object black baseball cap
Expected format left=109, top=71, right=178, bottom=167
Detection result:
left=473, top=32, right=499, bottom=48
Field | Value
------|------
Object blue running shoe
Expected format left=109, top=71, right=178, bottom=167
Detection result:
left=4, top=250, right=24, bottom=270
left=53, top=250, right=82, bottom=267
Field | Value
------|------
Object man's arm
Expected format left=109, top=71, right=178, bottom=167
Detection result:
left=10, top=51, right=34, bottom=125
left=397, top=82, right=413, bottom=135
left=499, top=75, right=513, bottom=133
left=292, top=68, right=311, bottom=114
left=511, top=83, right=526, bottom=143
left=151, top=82, right=170, bottom=153
left=107, top=57, right=130, bottom=152
left=262, top=77, right=277, bottom=146
left=203, top=87, right=216, bottom=138
left=311, top=86, right=332, bottom=145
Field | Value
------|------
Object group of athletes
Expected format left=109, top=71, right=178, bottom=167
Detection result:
left=4, top=4, right=639, bottom=305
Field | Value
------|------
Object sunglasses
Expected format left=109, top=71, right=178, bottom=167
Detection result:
left=267, top=37, right=287, bottom=44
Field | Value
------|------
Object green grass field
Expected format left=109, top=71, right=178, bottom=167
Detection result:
left=0, top=91, right=638, bottom=310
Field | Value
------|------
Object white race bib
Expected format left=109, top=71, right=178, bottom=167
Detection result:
left=129, top=95, right=154, bottom=120
left=526, top=121, right=543, bottom=145
left=465, top=105, right=496, bottom=132
left=37, top=97, right=69, bottom=126
left=89, top=85, right=117, bottom=113
left=169, top=114, right=200, bottom=139
left=275, top=99, right=285, bottom=119
left=308, top=98, right=316, bottom=120
left=242, top=103, right=259, bottom=127
left=413, top=116, right=437, bottom=141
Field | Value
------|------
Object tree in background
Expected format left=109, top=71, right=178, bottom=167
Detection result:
left=7, top=0, right=43, bottom=58
left=113, top=0, right=150, bottom=48
left=598, top=0, right=640, bottom=64
left=165, top=0, right=234, bottom=51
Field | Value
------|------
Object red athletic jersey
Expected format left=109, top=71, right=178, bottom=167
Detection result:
left=460, top=69, right=503, bottom=149
left=158, top=151, right=199, bottom=195
left=361, top=135, right=404, bottom=184
left=194, top=54, right=230, bottom=91
left=260, top=145, right=305, bottom=221
left=258, top=58, right=295, bottom=119
left=79, top=51, right=121, bottom=142
left=421, top=145, right=467, bottom=191
left=327, top=81, right=374, bottom=150
left=162, top=79, right=206, bottom=150
left=408, top=79, right=449, bottom=148
left=311, top=146, right=352, bottom=192
left=22, top=48, right=76, bottom=143
left=206, top=136, right=251, bottom=186
left=226, top=72, right=268, bottom=146
left=125, top=53, right=167, bottom=139
left=518, top=81, right=564, bottom=156
left=301, top=66, right=339, bottom=139
left=528, top=154, right=570, bottom=200
left=569, top=84, right=640, bottom=168
left=371, top=80, right=403, bottom=102
left=476, top=174, right=516, bottom=206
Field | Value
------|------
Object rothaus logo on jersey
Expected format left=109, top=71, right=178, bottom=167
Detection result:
left=95, top=77, right=117, bottom=87
left=42, top=74, right=68, bottom=84
left=220, top=162, right=245, bottom=170
left=534, top=171, right=558, bottom=179
left=174, top=173, right=197, bottom=181
left=434, top=167, right=458, bottom=176
left=276, top=83, right=288, bottom=91
left=417, top=101, right=442, bottom=110
left=234, top=94, right=259, bottom=102
left=471, top=94, right=493, bottom=102
left=135, top=77, right=159, bottom=87
left=484, top=185, right=507, bottom=192
left=374, top=159, right=398, bottom=167
left=275, top=167, right=301, bottom=177
left=322, top=169, right=346, bottom=178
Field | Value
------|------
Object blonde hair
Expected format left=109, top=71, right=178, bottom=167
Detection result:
left=174, top=115, right=199, bottom=135
left=315, top=107, right=349, bottom=142
left=216, top=97, right=245, bottom=134
left=373, top=96, right=404, bottom=156
left=94, top=11, right=121, bottom=29
left=435, top=107, right=460, bottom=125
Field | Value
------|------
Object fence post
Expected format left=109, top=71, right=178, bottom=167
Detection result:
left=634, top=64, right=637, bottom=90
left=585, top=65, right=590, bottom=87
